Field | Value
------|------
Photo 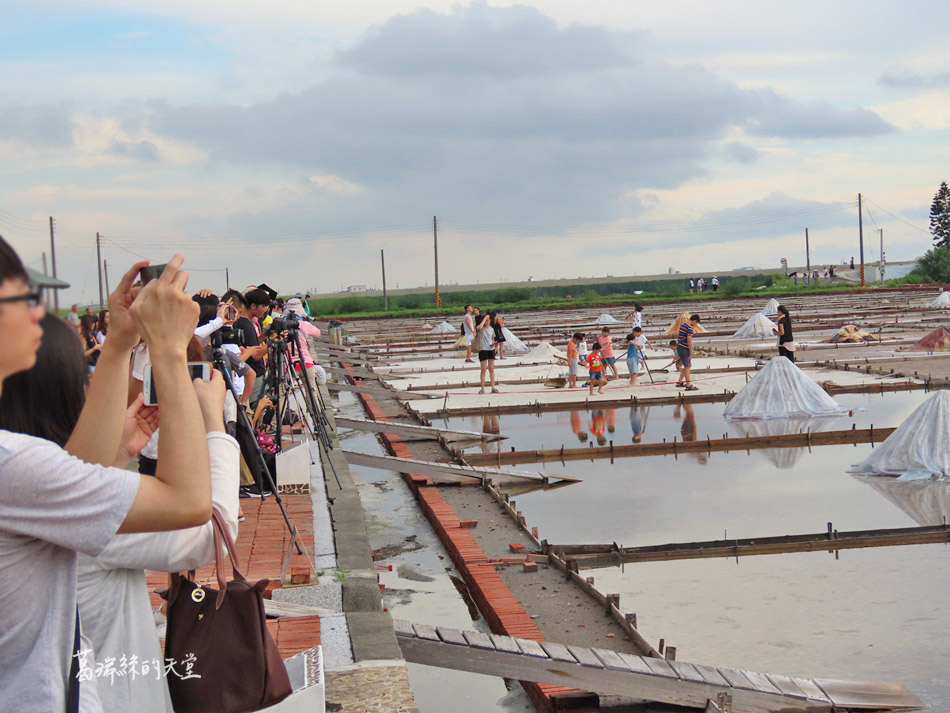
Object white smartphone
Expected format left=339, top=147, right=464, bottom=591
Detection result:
left=143, top=362, right=212, bottom=406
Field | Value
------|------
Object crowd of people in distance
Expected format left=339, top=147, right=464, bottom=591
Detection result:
left=688, top=276, right=719, bottom=293
left=0, top=234, right=325, bottom=713
left=459, top=292, right=799, bottom=396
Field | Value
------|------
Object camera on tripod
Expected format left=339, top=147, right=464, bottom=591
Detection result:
left=210, top=325, right=248, bottom=348
left=270, top=314, right=300, bottom=334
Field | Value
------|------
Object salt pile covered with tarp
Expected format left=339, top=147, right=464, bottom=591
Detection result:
left=761, top=298, right=780, bottom=316
left=662, top=311, right=708, bottom=337
left=824, top=324, right=875, bottom=343
left=428, top=320, right=457, bottom=334
left=733, top=312, right=777, bottom=338
left=730, top=416, right=845, bottom=469
left=723, top=356, right=847, bottom=420
left=857, top=476, right=950, bottom=526
left=907, top=326, right=950, bottom=352
left=593, top=313, right=620, bottom=325
left=501, top=327, right=529, bottom=353
left=851, top=391, right=950, bottom=480
left=930, top=291, right=950, bottom=308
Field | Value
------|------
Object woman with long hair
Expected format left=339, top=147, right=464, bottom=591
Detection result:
left=79, top=312, right=100, bottom=369
left=96, top=308, right=109, bottom=343
left=773, top=304, right=795, bottom=362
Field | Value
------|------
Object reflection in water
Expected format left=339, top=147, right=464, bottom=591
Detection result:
left=478, top=414, right=500, bottom=455
left=728, top=416, right=846, bottom=470
left=857, top=476, right=950, bottom=526
left=629, top=406, right=649, bottom=443
left=675, top=403, right=707, bottom=464
left=589, top=409, right=606, bottom=446
left=570, top=410, right=588, bottom=442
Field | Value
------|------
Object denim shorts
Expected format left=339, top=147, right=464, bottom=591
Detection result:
left=626, top=357, right=639, bottom=375
left=676, top=346, right=691, bottom=368
left=604, top=357, right=616, bottom=365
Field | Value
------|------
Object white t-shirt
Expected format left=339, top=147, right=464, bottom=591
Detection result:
left=463, top=313, right=475, bottom=338
left=77, top=433, right=239, bottom=713
left=632, top=311, right=642, bottom=330
left=0, top=430, right=140, bottom=713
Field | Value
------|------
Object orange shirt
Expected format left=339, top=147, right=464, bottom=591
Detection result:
left=586, top=353, right=603, bottom=372
left=567, top=341, right=578, bottom=360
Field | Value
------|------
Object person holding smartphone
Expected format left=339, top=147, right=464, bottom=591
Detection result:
left=0, top=240, right=213, bottom=713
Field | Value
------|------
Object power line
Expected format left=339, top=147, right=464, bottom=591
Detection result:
left=862, top=196, right=930, bottom=235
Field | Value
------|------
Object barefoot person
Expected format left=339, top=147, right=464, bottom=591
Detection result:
left=556, top=332, right=583, bottom=388
left=598, top=327, right=619, bottom=379
left=662, top=339, right=685, bottom=386
left=586, top=342, right=607, bottom=395
left=677, top=314, right=700, bottom=391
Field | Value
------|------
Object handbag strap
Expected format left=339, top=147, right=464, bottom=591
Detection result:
left=210, top=508, right=247, bottom=609
left=65, top=607, right=80, bottom=713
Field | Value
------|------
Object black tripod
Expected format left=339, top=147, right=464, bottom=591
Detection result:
left=210, top=344, right=302, bottom=553
left=267, top=327, right=341, bottom=490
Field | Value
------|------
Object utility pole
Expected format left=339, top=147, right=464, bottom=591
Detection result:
left=433, top=216, right=440, bottom=307
left=805, top=228, right=810, bottom=281
left=49, top=217, right=59, bottom=312
left=96, top=232, right=104, bottom=308
left=104, top=259, right=110, bottom=297
left=381, top=249, right=388, bottom=311
left=879, top=228, right=884, bottom=283
left=225, top=267, right=230, bottom=290
left=42, top=252, right=47, bottom=276
left=857, top=193, right=865, bottom=286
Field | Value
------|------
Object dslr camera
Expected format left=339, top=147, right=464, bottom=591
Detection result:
left=210, top=325, right=248, bottom=349
left=270, top=314, right=300, bottom=334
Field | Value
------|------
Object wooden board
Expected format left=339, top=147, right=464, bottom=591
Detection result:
left=391, top=618, right=910, bottom=713
left=553, top=523, right=950, bottom=568
left=335, top=416, right=506, bottom=442
left=327, top=381, right=435, bottom=400
left=341, top=449, right=581, bottom=485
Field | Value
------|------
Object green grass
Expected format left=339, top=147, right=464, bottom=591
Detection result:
left=307, top=275, right=870, bottom=321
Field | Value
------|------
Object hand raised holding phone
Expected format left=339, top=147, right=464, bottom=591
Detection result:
left=129, top=254, right=198, bottom=357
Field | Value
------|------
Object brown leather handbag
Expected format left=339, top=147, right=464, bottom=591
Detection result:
left=162, top=510, right=292, bottom=713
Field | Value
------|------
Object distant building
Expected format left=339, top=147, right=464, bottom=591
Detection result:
left=346, top=285, right=367, bottom=293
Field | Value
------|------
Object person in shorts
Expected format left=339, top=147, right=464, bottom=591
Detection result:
left=661, top=339, right=684, bottom=385
left=676, top=314, right=700, bottom=391
left=476, top=313, right=498, bottom=394
left=597, top=327, right=618, bottom=379
left=625, top=327, right=649, bottom=386
left=462, top=305, right=476, bottom=362
left=585, top=342, right=607, bottom=395
left=557, top=332, right=583, bottom=388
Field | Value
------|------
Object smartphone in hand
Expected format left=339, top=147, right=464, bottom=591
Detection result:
left=139, top=263, right=168, bottom=285
left=143, top=362, right=212, bottom=406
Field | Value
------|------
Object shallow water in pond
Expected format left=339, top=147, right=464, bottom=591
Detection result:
left=441, top=389, right=950, bottom=709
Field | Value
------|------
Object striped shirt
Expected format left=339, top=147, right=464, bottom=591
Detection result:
left=677, top=322, right=693, bottom=349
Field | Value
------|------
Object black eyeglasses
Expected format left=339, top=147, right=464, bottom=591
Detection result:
left=0, top=292, right=41, bottom=308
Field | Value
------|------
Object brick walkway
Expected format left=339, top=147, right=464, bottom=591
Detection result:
left=147, top=495, right=320, bottom=659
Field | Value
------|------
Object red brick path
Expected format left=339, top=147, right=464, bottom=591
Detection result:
left=344, top=363, right=592, bottom=713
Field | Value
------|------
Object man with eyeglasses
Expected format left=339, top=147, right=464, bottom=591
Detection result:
left=0, top=235, right=215, bottom=713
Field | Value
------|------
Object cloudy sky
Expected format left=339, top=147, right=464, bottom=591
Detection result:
left=1, top=1, right=948, bottom=302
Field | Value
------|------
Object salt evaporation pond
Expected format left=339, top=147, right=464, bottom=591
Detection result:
left=442, top=389, right=950, bottom=709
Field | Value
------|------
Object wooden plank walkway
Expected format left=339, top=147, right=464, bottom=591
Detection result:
left=464, top=426, right=895, bottom=465
left=341, top=449, right=582, bottom=485
left=549, top=523, right=950, bottom=568
left=393, top=619, right=923, bottom=713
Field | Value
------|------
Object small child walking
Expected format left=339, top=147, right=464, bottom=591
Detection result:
left=586, top=343, right=607, bottom=395
left=625, top=327, right=649, bottom=386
